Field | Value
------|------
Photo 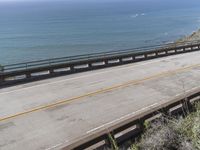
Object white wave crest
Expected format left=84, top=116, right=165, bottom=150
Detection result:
left=130, top=13, right=146, bottom=18
left=130, top=14, right=139, bottom=18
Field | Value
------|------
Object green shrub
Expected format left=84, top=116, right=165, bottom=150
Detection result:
left=177, top=103, right=200, bottom=149
left=128, top=103, right=200, bottom=150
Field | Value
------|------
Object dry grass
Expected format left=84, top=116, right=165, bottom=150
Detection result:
left=129, top=103, right=200, bottom=150
left=103, top=103, right=200, bottom=150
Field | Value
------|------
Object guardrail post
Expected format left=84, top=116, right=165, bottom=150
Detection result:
left=0, top=66, right=5, bottom=83
left=26, top=73, right=31, bottom=79
left=138, top=119, right=145, bottom=132
left=131, top=55, right=136, bottom=61
left=161, top=107, right=169, bottom=116
left=155, top=52, right=158, bottom=57
left=104, top=60, right=109, bottom=66
left=182, top=98, right=193, bottom=113
left=161, top=107, right=170, bottom=123
left=119, top=58, right=123, bottom=64
left=49, top=69, right=54, bottom=74
left=70, top=66, right=75, bottom=73
left=88, top=63, right=92, bottom=68
left=0, top=75, right=4, bottom=83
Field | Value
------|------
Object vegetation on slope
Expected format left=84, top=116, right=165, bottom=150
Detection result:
left=176, top=29, right=200, bottom=43
left=129, top=103, right=200, bottom=150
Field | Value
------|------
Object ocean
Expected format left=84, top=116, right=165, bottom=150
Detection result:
left=0, top=0, right=200, bottom=64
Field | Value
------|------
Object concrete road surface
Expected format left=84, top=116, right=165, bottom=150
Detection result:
left=0, top=51, right=200, bottom=150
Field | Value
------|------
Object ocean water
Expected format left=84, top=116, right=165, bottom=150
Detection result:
left=0, top=0, right=200, bottom=64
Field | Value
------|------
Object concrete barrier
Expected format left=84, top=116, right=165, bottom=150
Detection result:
left=0, top=41, right=200, bottom=86
left=62, top=88, right=200, bottom=150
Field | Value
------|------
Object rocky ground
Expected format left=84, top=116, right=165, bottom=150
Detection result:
left=176, top=29, right=200, bottom=43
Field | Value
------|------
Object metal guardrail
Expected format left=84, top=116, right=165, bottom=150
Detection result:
left=62, top=88, right=200, bottom=150
left=1, top=45, right=166, bottom=71
left=0, top=40, right=200, bottom=84
left=2, top=40, right=200, bottom=72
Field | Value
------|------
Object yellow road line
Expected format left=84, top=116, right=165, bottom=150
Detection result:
left=0, top=63, right=200, bottom=122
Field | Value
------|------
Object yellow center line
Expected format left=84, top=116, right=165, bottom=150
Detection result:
left=0, top=63, right=200, bottom=122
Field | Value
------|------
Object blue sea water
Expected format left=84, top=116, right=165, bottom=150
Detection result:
left=0, top=0, right=200, bottom=64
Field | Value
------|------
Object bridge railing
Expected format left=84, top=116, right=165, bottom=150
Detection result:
left=2, top=45, right=159, bottom=72
left=0, top=40, right=200, bottom=84
left=62, top=88, right=200, bottom=150
left=2, top=40, right=200, bottom=72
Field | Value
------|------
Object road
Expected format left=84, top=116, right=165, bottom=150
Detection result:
left=0, top=51, right=200, bottom=150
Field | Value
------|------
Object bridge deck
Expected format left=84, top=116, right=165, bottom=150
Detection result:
left=0, top=51, right=200, bottom=150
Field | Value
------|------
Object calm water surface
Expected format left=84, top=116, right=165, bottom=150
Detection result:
left=0, top=1, right=200, bottom=64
